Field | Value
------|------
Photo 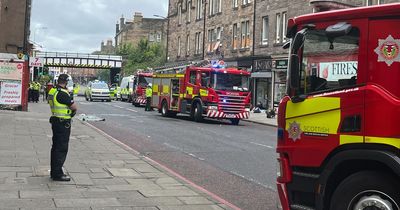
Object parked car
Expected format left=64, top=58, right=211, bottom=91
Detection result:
left=85, top=81, right=111, bottom=102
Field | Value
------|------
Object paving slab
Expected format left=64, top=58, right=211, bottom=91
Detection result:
left=54, top=198, right=121, bottom=207
left=0, top=104, right=232, bottom=210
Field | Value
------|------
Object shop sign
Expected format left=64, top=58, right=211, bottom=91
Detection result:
left=30, top=57, right=43, bottom=67
left=319, top=61, right=357, bottom=81
left=0, top=82, right=22, bottom=105
left=253, top=59, right=272, bottom=72
left=0, top=62, right=23, bottom=81
left=274, top=59, right=288, bottom=69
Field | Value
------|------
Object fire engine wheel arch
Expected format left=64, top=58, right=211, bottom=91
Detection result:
left=315, top=147, right=400, bottom=210
left=190, top=98, right=204, bottom=122
left=329, top=171, right=399, bottom=210
left=160, top=99, right=177, bottom=117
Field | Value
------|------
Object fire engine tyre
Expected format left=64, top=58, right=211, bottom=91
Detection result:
left=161, top=101, right=168, bottom=117
left=193, top=102, right=203, bottom=122
left=329, top=171, right=400, bottom=210
left=230, top=119, right=240, bottom=125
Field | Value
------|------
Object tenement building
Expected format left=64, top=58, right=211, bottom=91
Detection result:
left=115, top=12, right=168, bottom=50
left=167, top=0, right=400, bottom=109
left=0, top=0, right=31, bottom=54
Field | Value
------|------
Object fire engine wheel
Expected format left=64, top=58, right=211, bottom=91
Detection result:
left=193, top=102, right=203, bottom=122
left=85, top=94, right=88, bottom=101
left=330, top=171, right=400, bottom=210
left=161, top=101, right=169, bottom=117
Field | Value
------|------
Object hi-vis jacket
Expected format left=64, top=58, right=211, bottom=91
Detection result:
left=48, top=87, right=72, bottom=119
left=146, top=87, right=152, bottom=98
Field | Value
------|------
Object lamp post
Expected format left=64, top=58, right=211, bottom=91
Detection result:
left=153, top=15, right=169, bottom=63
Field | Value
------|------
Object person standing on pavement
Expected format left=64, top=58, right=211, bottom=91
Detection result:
left=145, top=83, right=153, bottom=111
left=47, top=74, right=77, bottom=181
left=33, top=80, right=41, bottom=103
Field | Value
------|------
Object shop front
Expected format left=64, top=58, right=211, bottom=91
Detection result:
left=251, top=58, right=273, bottom=109
left=272, top=58, right=288, bottom=109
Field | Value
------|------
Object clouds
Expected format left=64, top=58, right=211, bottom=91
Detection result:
left=30, top=0, right=168, bottom=53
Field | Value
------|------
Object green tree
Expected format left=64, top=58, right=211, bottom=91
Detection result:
left=96, top=69, right=111, bottom=83
left=116, top=39, right=166, bottom=76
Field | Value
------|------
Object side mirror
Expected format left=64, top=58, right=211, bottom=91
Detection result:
left=292, top=29, right=306, bottom=53
left=289, top=54, right=300, bottom=90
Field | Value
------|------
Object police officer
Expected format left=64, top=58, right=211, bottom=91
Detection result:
left=33, top=81, right=41, bottom=102
left=145, top=83, right=152, bottom=111
left=48, top=74, right=77, bottom=181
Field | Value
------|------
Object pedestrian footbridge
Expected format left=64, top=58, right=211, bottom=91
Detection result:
left=35, top=52, right=122, bottom=69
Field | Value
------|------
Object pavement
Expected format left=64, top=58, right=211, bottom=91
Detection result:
left=243, top=111, right=277, bottom=127
left=0, top=101, right=234, bottom=210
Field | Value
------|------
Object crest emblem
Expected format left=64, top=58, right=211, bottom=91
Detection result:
left=374, top=35, right=400, bottom=66
left=288, top=121, right=302, bottom=141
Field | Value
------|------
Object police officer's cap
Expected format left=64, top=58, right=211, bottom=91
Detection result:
left=58, top=74, right=69, bottom=82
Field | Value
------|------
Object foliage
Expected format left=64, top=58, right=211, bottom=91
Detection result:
left=38, top=75, right=52, bottom=84
left=116, top=39, right=166, bottom=76
left=96, top=69, right=111, bottom=83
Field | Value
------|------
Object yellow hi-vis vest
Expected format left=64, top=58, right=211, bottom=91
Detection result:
left=146, top=87, right=152, bottom=97
left=48, top=87, right=72, bottom=119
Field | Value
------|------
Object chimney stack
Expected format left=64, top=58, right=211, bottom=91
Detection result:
left=134, top=12, right=143, bottom=24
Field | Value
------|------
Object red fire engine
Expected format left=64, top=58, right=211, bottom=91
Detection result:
left=132, top=71, right=153, bottom=107
left=151, top=62, right=251, bottom=125
left=277, top=4, right=400, bottom=210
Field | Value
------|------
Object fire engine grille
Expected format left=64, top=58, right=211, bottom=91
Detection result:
left=218, top=95, right=246, bottom=114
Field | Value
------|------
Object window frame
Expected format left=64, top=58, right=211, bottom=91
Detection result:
left=275, top=13, right=281, bottom=43
left=233, top=23, right=238, bottom=49
left=262, top=16, right=269, bottom=45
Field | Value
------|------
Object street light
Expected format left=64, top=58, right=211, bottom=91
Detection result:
left=153, top=15, right=169, bottom=62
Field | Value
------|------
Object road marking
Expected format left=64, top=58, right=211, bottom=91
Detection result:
left=249, top=142, right=274, bottom=149
left=113, top=105, right=124, bottom=109
left=126, top=108, right=138, bottom=112
left=229, top=170, right=276, bottom=192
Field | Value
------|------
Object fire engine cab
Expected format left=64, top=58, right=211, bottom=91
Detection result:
left=132, top=71, right=153, bottom=107
left=277, top=3, right=400, bottom=210
left=151, top=62, right=251, bottom=125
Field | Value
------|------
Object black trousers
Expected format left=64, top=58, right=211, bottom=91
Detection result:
left=50, top=117, right=71, bottom=177
left=28, top=89, right=33, bottom=102
left=145, top=97, right=152, bottom=111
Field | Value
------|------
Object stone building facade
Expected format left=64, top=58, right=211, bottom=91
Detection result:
left=167, top=0, right=255, bottom=67
left=115, top=12, right=168, bottom=50
left=0, top=0, right=31, bottom=54
left=167, top=0, right=400, bottom=108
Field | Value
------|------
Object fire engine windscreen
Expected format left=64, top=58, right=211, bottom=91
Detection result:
left=298, top=28, right=359, bottom=94
left=212, top=73, right=249, bottom=91
left=138, top=76, right=152, bottom=87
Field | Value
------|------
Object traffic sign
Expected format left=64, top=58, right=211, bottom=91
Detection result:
left=29, top=57, right=43, bottom=67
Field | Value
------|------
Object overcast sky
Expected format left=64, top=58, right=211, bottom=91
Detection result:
left=30, top=0, right=168, bottom=53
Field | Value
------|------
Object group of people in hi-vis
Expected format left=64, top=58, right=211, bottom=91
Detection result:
left=28, top=80, right=41, bottom=103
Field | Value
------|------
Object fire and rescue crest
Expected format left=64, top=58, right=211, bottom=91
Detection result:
left=288, top=121, right=302, bottom=141
left=374, top=35, right=400, bottom=66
